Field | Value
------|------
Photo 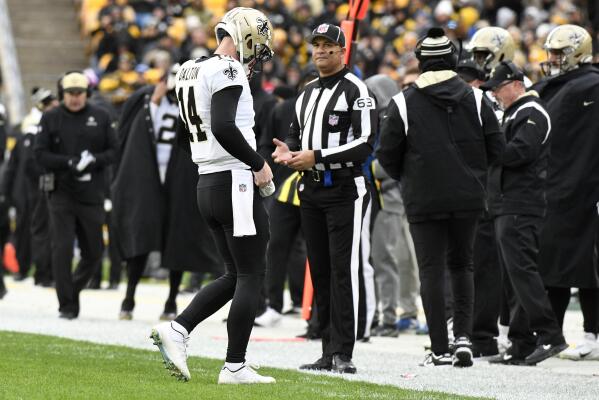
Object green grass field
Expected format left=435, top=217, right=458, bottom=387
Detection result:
left=0, top=331, right=486, bottom=400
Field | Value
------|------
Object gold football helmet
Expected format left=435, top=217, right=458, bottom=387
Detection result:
left=467, top=27, right=515, bottom=72
left=215, top=7, right=274, bottom=77
left=541, top=24, right=592, bottom=76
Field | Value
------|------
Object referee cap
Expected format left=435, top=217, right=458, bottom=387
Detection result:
left=308, top=24, right=346, bottom=48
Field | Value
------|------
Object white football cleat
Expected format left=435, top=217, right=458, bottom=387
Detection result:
left=150, top=321, right=191, bottom=381
left=218, top=363, right=276, bottom=384
left=560, top=332, right=599, bottom=360
left=254, top=307, right=282, bottom=328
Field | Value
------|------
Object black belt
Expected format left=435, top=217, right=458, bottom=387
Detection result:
left=302, top=168, right=362, bottom=185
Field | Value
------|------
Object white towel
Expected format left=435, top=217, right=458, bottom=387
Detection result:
left=231, top=169, right=256, bottom=237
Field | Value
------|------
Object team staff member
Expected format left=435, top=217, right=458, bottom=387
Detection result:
left=273, top=23, right=377, bottom=374
left=534, top=24, right=599, bottom=360
left=34, top=71, right=118, bottom=319
left=377, top=28, right=504, bottom=368
left=482, top=62, right=567, bottom=365
left=150, top=7, right=276, bottom=385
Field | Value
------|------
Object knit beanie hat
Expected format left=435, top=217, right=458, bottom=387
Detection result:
left=415, top=27, right=457, bottom=72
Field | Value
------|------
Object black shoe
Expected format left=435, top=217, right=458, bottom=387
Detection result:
left=488, top=351, right=530, bottom=366
left=331, top=354, right=356, bottom=374
left=524, top=341, right=568, bottom=365
left=420, top=352, right=452, bottom=367
left=159, top=300, right=177, bottom=321
left=39, top=280, right=55, bottom=288
left=453, top=336, right=473, bottom=367
left=296, top=329, right=322, bottom=340
left=299, top=355, right=332, bottom=371
left=0, top=287, right=6, bottom=300
left=13, top=273, right=27, bottom=282
left=59, top=311, right=77, bottom=320
left=373, top=324, right=400, bottom=338
left=107, top=282, right=119, bottom=290
left=120, top=298, right=134, bottom=320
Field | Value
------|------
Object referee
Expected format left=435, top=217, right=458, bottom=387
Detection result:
left=273, top=23, right=377, bottom=373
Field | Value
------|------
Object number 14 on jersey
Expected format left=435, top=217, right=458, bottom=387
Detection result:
left=177, top=86, right=207, bottom=142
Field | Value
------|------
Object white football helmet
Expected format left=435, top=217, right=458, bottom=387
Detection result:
left=467, top=26, right=515, bottom=72
left=541, top=24, right=592, bottom=76
left=214, top=7, right=274, bottom=78
left=166, top=63, right=181, bottom=90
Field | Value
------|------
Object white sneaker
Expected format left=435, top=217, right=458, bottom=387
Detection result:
left=218, top=363, right=276, bottom=384
left=150, top=321, right=191, bottom=381
left=560, top=332, right=599, bottom=360
left=254, top=307, right=282, bottom=327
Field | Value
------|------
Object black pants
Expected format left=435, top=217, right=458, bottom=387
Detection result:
left=471, top=216, right=501, bottom=355
left=547, top=286, right=599, bottom=334
left=30, top=193, right=52, bottom=284
left=48, top=192, right=104, bottom=315
left=14, top=202, right=32, bottom=277
left=175, top=171, right=269, bottom=363
left=495, top=215, right=564, bottom=356
left=299, top=174, right=369, bottom=358
left=410, top=217, right=478, bottom=355
left=91, top=212, right=122, bottom=285
left=263, top=201, right=305, bottom=313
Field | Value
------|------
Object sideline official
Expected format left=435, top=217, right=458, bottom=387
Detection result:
left=35, top=71, right=118, bottom=319
left=273, top=23, right=377, bottom=373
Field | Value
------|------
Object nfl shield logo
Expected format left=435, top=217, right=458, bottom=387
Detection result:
left=328, top=114, right=339, bottom=126
left=317, top=24, right=329, bottom=34
left=239, top=184, right=247, bottom=192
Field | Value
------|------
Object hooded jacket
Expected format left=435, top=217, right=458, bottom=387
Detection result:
left=488, top=93, right=551, bottom=217
left=377, top=71, right=504, bottom=222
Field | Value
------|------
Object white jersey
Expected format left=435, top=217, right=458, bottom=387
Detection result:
left=175, top=55, right=256, bottom=174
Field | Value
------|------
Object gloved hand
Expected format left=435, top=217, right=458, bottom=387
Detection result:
left=75, top=150, right=96, bottom=172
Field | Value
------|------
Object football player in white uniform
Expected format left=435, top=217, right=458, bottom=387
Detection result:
left=150, top=7, right=276, bottom=384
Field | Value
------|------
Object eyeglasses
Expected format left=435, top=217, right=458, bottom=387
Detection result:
left=492, top=80, right=512, bottom=92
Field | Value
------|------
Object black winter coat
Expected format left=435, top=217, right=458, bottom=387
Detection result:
left=111, top=86, right=222, bottom=272
left=488, top=94, right=551, bottom=217
left=377, top=73, right=504, bottom=222
left=533, top=65, right=599, bottom=288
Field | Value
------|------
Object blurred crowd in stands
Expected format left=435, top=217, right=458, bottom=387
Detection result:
left=76, top=0, right=599, bottom=110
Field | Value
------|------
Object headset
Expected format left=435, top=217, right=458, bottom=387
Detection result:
left=57, top=70, right=92, bottom=101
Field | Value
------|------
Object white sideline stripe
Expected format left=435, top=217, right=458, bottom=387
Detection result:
left=360, top=200, right=376, bottom=338
left=351, top=176, right=367, bottom=339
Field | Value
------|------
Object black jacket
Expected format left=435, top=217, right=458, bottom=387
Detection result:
left=377, top=72, right=504, bottom=222
left=34, top=103, right=118, bottom=205
left=533, top=65, right=599, bottom=288
left=488, top=94, right=551, bottom=217
left=111, top=87, right=222, bottom=272
left=533, top=65, right=599, bottom=209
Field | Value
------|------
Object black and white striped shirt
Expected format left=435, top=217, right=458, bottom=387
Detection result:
left=285, top=68, right=377, bottom=171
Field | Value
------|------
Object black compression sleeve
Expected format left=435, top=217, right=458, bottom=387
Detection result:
left=211, top=86, right=265, bottom=171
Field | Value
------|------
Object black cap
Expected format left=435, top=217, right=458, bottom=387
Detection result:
left=480, top=61, right=524, bottom=91
left=308, top=23, right=346, bottom=48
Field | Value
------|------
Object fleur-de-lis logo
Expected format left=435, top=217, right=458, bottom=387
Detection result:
left=257, top=17, right=269, bottom=37
left=223, top=64, right=238, bottom=81
left=491, top=33, right=504, bottom=48
left=568, top=32, right=582, bottom=45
